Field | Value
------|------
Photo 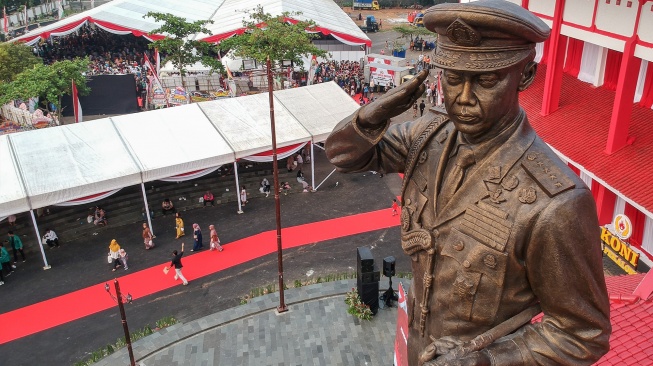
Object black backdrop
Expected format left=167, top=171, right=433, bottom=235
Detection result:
left=62, top=74, right=138, bottom=117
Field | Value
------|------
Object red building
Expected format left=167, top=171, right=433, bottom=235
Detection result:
left=490, top=0, right=653, bottom=272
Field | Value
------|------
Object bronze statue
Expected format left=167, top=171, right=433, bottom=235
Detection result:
left=325, top=1, right=611, bottom=365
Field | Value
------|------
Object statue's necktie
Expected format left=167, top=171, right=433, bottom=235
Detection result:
left=439, top=146, right=476, bottom=208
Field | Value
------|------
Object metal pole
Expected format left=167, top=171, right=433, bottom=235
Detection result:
left=234, top=161, right=243, bottom=214
left=268, top=57, right=287, bottom=313
left=314, top=168, right=337, bottom=191
left=310, top=142, right=315, bottom=190
left=114, top=279, right=136, bottom=366
left=140, top=183, right=154, bottom=235
left=29, top=210, right=50, bottom=270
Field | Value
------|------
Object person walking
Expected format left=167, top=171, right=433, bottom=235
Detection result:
left=7, top=231, right=25, bottom=263
left=175, top=212, right=185, bottom=239
left=419, top=100, right=426, bottom=116
left=42, top=229, right=60, bottom=248
left=391, top=198, right=399, bottom=216
left=412, top=102, right=418, bottom=117
left=119, top=248, right=129, bottom=270
left=108, top=239, right=122, bottom=271
left=165, top=242, right=188, bottom=286
left=209, top=224, right=223, bottom=252
left=191, top=223, right=203, bottom=252
left=240, top=186, right=248, bottom=206
left=0, top=242, right=13, bottom=281
left=142, top=222, right=155, bottom=250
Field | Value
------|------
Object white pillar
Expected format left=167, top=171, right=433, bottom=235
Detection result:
left=141, top=183, right=154, bottom=234
left=30, top=210, right=50, bottom=270
left=310, top=142, right=315, bottom=190
left=234, top=161, right=243, bottom=214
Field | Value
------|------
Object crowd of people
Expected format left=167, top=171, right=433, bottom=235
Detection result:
left=311, top=60, right=366, bottom=98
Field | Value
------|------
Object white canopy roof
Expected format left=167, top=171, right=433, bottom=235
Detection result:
left=13, top=0, right=371, bottom=47
left=0, top=82, right=359, bottom=217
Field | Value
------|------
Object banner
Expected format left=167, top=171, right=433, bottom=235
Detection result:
left=168, top=86, right=189, bottom=106
left=370, top=66, right=394, bottom=87
left=72, top=80, right=82, bottom=122
left=3, top=7, right=8, bottom=34
left=394, top=282, right=409, bottom=366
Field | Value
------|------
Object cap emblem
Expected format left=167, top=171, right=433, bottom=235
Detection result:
left=446, top=18, right=481, bottom=47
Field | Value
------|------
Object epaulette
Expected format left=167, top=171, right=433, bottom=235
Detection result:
left=521, top=150, right=575, bottom=197
left=400, top=115, right=450, bottom=197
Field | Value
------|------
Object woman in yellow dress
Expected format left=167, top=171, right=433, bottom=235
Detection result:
left=175, top=212, right=185, bottom=239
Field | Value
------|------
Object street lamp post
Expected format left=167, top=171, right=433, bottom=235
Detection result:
left=105, top=279, right=135, bottom=366
left=267, top=56, right=287, bottom=313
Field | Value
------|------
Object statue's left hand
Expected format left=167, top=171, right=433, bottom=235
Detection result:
left=429, top=350, right=492, bottom=366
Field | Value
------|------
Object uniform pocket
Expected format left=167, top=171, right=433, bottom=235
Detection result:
left=440, top=228, right=508, bottom=324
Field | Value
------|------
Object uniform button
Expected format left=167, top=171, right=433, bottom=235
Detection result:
left=406, top=198, right=412, bottom=205
left=462, top=260, right=471, bottom=268
left=433, top=229, right=439, bottom=238
left=453, top=241, right=464, bottom=251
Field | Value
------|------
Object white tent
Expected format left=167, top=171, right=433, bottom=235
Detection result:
left=13, top=0, right=371, bottom=47
left=0, top=82, right=357, bottom=218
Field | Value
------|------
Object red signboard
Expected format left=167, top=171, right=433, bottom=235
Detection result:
left=394, top=282, right=409, bottom=366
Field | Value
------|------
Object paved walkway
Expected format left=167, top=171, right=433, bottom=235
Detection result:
left=95, top=278, right=409, bottom=366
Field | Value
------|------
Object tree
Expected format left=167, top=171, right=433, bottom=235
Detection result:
left=218, top=6, right=328, bottom=75
left=0, top=58, right=89, bottom=120
left=0, top=42, right=42, bottom=84
left=217, top=6, right=328, bottom=313
left=393, top=24, right=433, bottom=41
left=144, top=12, right=223, bottom=96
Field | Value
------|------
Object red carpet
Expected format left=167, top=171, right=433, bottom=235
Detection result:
left=0, top=207, right=400, bottom=344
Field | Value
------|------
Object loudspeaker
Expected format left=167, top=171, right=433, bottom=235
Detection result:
left=357, top=281, right=379, bottom=315
left=357, top=247, right=374, bottom=273
left=383, top=256, right=396, bottom=277
left=358, top=269, right=381, bottom=284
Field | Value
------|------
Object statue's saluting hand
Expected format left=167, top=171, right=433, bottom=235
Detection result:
left=358, top=70, right=429, bottom=129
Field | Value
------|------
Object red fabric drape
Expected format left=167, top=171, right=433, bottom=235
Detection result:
left=624, top=203, right=645, bottom=248
left=602, top=49, right=623, bottom=91
left=638, top=61, right=653, bottom=109
left=591, top=179, right=601, bottom=203
left=568, top=163, right=580, bottom=176
left=563, top=38, right=584, bottom=78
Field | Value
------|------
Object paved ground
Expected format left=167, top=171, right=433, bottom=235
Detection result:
left=95, top=278, right=410, bottom=366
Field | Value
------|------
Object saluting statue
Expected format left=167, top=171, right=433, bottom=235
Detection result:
left=326, top=1, right=611, bottom=365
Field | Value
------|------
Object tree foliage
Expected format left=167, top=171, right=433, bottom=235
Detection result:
left=144, top=12, right=223, bottom=78
left=0, top=58, right=89, bottom=118
left=0, top=42, right=42, bottom=83
left=393, top=25, right=434, bottom=40
left=217, top=6, right=328, bottom=69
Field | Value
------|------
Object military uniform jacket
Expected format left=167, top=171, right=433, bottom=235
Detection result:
left=325, top=108, right=611, bottom=365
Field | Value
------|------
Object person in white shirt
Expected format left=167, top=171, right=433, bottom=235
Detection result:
left=43, top=229, right=60, bottom=248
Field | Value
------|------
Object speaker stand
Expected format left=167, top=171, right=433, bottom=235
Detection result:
left=380, top=276, right=399, bottom=308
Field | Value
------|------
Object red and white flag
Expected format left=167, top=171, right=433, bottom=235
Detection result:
left=3, top=7, right=8, bottom=34
left=72, top=80, right=83, bottom=123
left=155, top=48, right=160, bottom=75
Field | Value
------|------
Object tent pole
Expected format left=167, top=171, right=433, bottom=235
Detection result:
left=314, top=168, right=337, bottom=191
left=141, top=183, right=154, bottom=234
left=234, top=161, right=243, bottom=214
left=30, top=210, right=50, bottom=270
left=310, top=142, right=315, bottom=190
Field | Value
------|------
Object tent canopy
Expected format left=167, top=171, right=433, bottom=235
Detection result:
left=13, top=0, right=371, bottom=47
left=0, top=82, right=359, bottom=217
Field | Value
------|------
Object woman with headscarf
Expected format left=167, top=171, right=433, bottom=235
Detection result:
left=175, top=212, right=185, bottom=239
left=142, top=222, right=155, bottom=250
left=108, top=239, right=122, bottom=271
left=209, top=224, right=224, bottom=252
left=191, top=223, right=203, bottom=252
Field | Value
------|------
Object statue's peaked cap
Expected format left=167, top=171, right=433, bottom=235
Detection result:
left=424, top=0, right=550, bottom=72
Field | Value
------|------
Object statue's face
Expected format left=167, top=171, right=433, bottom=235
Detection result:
left=442, top=65, right=522, bottom=140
